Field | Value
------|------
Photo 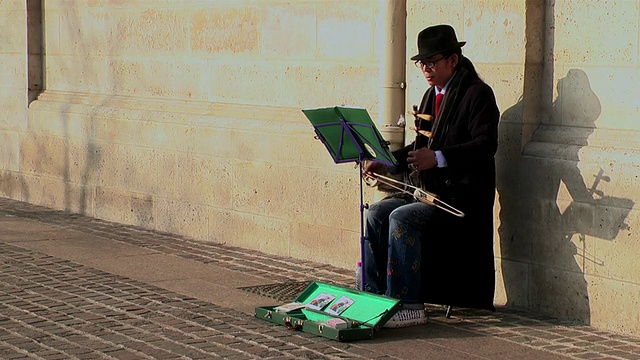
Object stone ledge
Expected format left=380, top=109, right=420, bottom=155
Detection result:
left=25, top=87, right=369, bottom=142
left=30, top=90, right=310, bottom=130
left=523, top=125, right=640, bottom=164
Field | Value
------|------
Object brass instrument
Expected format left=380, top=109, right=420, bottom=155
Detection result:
left=363, top=172, right=465, bottom=218
left=410, top=106, right=434, bottom=140
left=362, top=105, right=463, bottom=217
left=410, top=113, right=434, bottom=138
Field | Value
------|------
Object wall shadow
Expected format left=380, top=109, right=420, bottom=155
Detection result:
left=496, top=69, right=634, bottom=324
left=18, top=2, right=102, bottom=215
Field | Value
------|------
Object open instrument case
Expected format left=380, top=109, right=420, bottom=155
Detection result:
left=255, top=281, right=401, bottom=341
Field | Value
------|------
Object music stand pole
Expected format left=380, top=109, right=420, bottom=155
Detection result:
left=335, top=121, right=368, bottom=291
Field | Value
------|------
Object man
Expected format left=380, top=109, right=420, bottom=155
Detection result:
left=363, top=24, right=500, bottom=328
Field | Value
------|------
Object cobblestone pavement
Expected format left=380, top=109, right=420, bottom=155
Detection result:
left=1, top=198, right=640, bottom=359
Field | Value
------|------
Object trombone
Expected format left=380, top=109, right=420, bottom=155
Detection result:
left=363, top=172, right=465, bottom=218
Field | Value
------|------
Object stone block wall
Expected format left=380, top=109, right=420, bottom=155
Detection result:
left=0, top=0, right=27, bottom=181
left=492, top=0, right=640, bottom=335
left=1, top=0, right=388, bottom=270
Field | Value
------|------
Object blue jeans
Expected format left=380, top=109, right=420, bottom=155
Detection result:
left=363, top=195, right=437, bottom=303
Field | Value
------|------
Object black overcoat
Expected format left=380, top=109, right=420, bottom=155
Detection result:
left=392, top=73, right=500, bottom=311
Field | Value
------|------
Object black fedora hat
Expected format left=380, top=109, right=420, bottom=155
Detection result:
left=410, top=24, right=466, bottom=61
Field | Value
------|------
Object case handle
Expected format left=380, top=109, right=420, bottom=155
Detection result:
left=284, top=317, right=304, bottom=331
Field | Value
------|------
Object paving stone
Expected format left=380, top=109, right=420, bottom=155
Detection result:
left=573, top=352, right=607, bottom=359
left=3, top=198, right=640, bottom=360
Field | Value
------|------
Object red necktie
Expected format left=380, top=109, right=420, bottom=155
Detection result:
left=435, top=93, right=443, bottom=117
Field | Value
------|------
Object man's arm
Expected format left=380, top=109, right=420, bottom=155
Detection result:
left=439, top=83, right=500, bottom=168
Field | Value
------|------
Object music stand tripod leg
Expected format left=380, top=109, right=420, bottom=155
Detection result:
left=445, top=305, right=452, bottom=318
left=358, top=154, right=366, bottom=291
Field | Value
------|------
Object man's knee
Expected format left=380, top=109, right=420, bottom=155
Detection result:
left=388, top=206, right=409, bottom=222
left=390, top=203, right=437, bottom=227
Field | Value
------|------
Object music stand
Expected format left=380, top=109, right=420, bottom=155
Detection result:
left=302, top=106, right=398, bottom=290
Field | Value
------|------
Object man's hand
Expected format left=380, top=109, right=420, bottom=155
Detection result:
left=407, top=148, right=437, bottom=176
left=362, top=160, right=387, bottom=176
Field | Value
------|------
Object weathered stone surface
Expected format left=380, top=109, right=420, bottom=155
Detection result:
left=192, top=7, right=260, bottom=55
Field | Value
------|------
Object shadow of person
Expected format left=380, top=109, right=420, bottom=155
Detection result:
left=496, top=69, right=634, bottom=325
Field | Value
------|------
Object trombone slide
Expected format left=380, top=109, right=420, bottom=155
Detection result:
left=364, top=172, right=465, bottom=218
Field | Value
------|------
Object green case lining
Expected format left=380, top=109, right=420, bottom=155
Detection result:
left=255, top=281, right=401, bottom=341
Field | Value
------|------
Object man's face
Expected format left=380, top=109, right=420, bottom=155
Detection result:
left=416, top=54, right=458, bottom=89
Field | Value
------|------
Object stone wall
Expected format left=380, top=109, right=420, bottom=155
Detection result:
left=2, top=0, right=385, bottom=269
left=1, top=0, right=639, bottom=336
left=495, top=0, right=640, bottom=335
